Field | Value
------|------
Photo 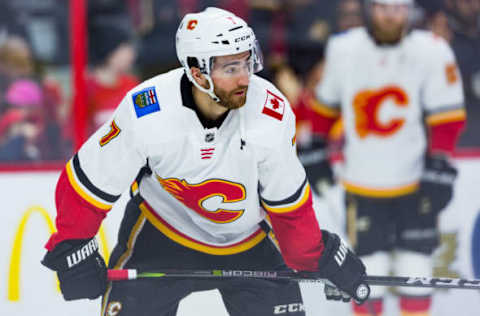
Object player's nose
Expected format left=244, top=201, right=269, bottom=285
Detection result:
left=237, top=71, right=250, bottom=86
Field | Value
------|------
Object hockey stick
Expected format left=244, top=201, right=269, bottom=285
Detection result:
left=107, top=269, right=480, bottom=290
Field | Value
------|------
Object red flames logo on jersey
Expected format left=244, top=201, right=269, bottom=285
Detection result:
left=353, top=86, right=409, bottom=138
left=158, top=177, right=246, bottom=223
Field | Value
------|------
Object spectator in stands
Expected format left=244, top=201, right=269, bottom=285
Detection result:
left=443, top=0, right=480, bottom=147
left=336, top=0, right=364, bottom=32
left=129, top=0, right=204, bottom=80
left=288, top=45, right=337, bottom=197
left=87, top=27, right=139, bottom=135
left=0, top=36, right=35, bottom=111
left=418, top=0, right=452, bottom=41
left=274, top=0, right=362, bottom=196
left=0, top=35, right=68, bottom=161
left=0, top=79, right=44, bottom=161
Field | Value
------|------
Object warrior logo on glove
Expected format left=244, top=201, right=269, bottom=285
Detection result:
left=66, top=238, right=99, bottom=268
left=334, top=240, right=349, bottom=266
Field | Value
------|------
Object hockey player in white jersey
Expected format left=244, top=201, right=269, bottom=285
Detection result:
left=40, top=7, right=369, bottom=316
left=315, top=0, right=466, bottom=315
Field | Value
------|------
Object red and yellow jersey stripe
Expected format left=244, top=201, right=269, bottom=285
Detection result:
left=45, top=154, right=120, bottom=250
left=261, top=178, right=324, bottom=271
left=343, top=180, right=419, bottom=198
left=139, top=201, right=266, bottom=255
left=425, top=107, right=466, bottom=155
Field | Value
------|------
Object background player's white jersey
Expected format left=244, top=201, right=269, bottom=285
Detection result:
left=316, top=27, right=464, bottom=195
left=71, top=68, right=308, bottom=254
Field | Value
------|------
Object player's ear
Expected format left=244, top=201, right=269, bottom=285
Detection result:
left=190, top=67, right=210, bottom=89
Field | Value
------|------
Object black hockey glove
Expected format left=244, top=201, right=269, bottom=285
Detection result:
left=316, top=230, right=370, bottom=304
left=420, top=154, right=457, bottom=215
left=41, top=237, right=107, bottom=301
left=297, top=137, right=334, bottom=196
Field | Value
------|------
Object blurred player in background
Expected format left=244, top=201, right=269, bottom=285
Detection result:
left=40, top=7, right=369, bottom=316
left=315, top=0, right=466, bottom=315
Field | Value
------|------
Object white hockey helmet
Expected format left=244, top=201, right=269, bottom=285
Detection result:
left=176, top=7, right=263, bottom=101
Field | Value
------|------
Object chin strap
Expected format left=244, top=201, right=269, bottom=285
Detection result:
left=185, top=69, right=220, bottom=103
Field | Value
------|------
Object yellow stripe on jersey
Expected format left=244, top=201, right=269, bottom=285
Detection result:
left=112, top=214, right=146, bottom=269
left=328, top=118, right=344, bottom=141
left=131, top=181, right=139, bottom=195
left=309, top=97, right=341, bottom=118
left=102, top=214, right=146, bottom=316
left=426, top=108, right=466, bottom=126
left=139, top=202, right=266, bottom=255
left=401, top=312, right=429, bottom=316
left=343, top=180, right=419, bottom=198
left=65, top=159, right=112, bottom=211
left=261, top=184, right=311, bottom=214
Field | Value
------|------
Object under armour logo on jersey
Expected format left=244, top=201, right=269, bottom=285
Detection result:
left=66, top=239, right=99, bottom=268
left=334, top=240, right=349, bottom=267
left=240, top=139, right=246, bottom=150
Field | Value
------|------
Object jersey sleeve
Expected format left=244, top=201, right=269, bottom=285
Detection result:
left=315, top=37, right=342, bottom=109
left=422, top=38, right=466, bottom=155
left=46, top=95, right=147, bottom=250
left=258, top=103, right=324, bottom=271
left=312, top=37, right=342, bottom=137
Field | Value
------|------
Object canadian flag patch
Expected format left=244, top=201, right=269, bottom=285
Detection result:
left=262, top=90, right=285, bottom=121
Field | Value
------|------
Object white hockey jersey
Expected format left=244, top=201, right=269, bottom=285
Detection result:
left=50, top=68, right=323, bottom=270
left=316, top=27, right=465, bottom=196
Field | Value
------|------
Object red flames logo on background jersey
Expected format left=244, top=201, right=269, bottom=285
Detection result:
left=353, top=86, right=409, bottom=138
left=158, top=177, right=246, bottom=223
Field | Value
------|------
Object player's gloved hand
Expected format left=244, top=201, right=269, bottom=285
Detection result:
left=420, top=154, right=457, bottom=214
left=324, top=284, right=352, bottom=302
left=297, top=137, right=334, bottom=196
left=41, top=237, right=107, bottom=301
left=316, top=230, right=370, bottom=304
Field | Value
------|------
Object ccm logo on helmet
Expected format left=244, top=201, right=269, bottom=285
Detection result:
left=235, top=35, right=251, bottom=43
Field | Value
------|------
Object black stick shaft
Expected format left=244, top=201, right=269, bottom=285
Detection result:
left=108, top=269, right=480, bottom=290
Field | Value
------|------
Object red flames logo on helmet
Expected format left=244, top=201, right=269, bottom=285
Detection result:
left=187, top=19, right=198, bottom=30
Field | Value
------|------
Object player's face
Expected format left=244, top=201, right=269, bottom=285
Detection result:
left=211, top=51, right=251, bottom=109
left=370, top=3, right=409, bottom=44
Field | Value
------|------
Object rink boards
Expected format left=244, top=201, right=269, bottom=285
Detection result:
left=1, top=158, right=479, bottom=316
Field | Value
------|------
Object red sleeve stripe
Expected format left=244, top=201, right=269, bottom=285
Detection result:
left=426, top=108, right=466, bottom=126
left=428, top=119, right=466, bottom=155
left=266, top=190, right=323, bottom=271
left=261, top=181, right=311, bottom=214
left=65, top=159, right=114, bottom=211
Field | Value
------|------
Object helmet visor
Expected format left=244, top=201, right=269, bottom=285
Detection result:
left=210, top=42, right=264, bottom=79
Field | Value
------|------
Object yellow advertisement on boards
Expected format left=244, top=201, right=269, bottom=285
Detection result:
left=7, top=205, right=110, bottom=302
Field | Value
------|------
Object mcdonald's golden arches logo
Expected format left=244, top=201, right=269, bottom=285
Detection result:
left=7, top=206, right=111, bottom=301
